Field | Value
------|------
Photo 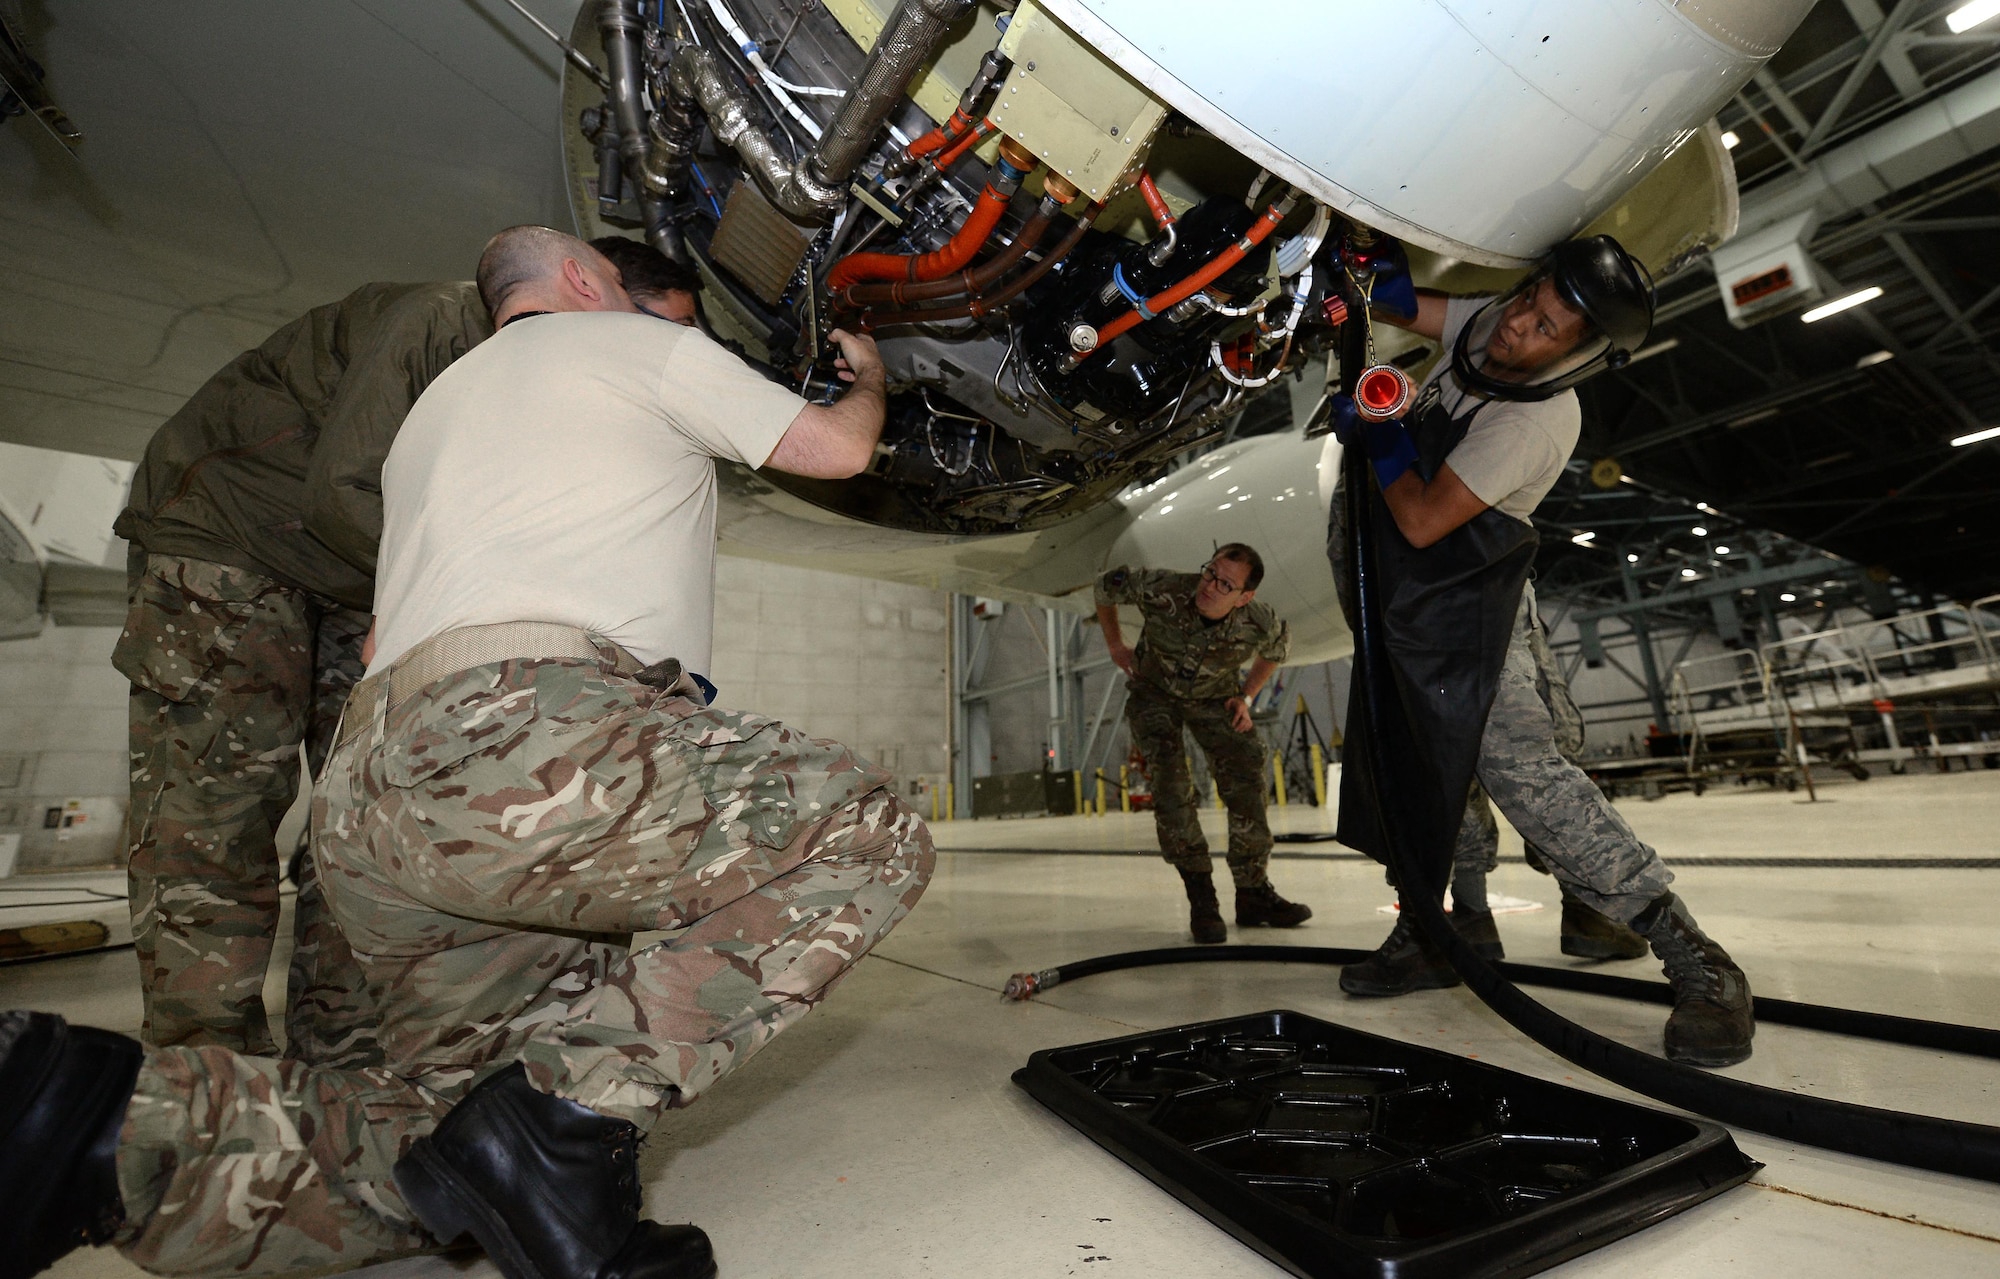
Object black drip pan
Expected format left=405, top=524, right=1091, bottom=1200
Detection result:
left=1013, top=1010, right=1758, bottom=1279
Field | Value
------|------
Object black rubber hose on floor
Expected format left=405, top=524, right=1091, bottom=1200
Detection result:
left=1000, top=943, right=2000, bottom=1061
left=1328, top=393, right=2000, bottom=1184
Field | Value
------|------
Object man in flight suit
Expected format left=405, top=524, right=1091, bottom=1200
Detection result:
left=1097, top=545, right=1311, bottom=944
left=1329, top=235, right=1753, bottom=1068
left=8, top=229, right=931, bottom=1279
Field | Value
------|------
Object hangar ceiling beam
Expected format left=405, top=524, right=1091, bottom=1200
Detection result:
left=1732, top=63, right=2000, bottom=244
left=1806, top=0, right=1930, bottom=154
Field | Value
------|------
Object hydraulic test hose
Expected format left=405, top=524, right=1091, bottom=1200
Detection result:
left=1001, top=945, right=2000, bottom=1062
left=1011, top=263, right=2000, bottom=1185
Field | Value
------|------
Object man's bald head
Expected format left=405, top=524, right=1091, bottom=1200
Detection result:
left=476, top=225, right=633, bottom=323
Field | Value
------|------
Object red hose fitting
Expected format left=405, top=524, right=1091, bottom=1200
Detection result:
left=1355, top=364, right=1414, bottom=420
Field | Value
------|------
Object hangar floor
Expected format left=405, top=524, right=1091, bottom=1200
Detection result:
left=15, top=768, right=2000, bottom=1278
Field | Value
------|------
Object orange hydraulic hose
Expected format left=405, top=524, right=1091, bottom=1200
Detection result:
left=1090, top=197, right=1294, bottom=349
left=826, top=182, right=1014, bottom=290
left=837, top=199, right=1059, bottom=308
left=1137, top=171, right=1175, bottom=229
left=930, top=118, right=993, bottom=171
left=904, top=106, right=975, bottom=162
left=859, top=207, right=1098, bottom=329
left=825, top=135, right=1036, bottom=291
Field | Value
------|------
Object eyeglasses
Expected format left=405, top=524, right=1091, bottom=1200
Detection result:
left=1200, top=563, right=1248, bottom=594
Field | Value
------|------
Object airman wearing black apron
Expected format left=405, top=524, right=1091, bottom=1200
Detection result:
left=1327, top=236, right=1753, bottom=1068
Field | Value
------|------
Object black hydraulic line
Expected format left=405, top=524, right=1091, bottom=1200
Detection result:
left=1330, top=295, right=2000, bottom=1183
left=1001, top=944, right=2000, bottom=1062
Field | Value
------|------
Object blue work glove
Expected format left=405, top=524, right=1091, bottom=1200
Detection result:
left=1365, top=415, right=1419, bottom=491
left=1328, top=393, right=1362, bottom=446
left=1347, top=237, right=1417, bottom=320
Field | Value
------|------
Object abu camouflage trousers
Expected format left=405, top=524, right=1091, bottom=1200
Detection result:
left=110, top=638, right=933, bottom=1274
left=115, top=553, right=369, bottom=1054
left=1458, top=591, right=1673, bottom=923
left=1453, top=582, right=1588, bottom=886
left=1126, top=685, right=1273, bottom=887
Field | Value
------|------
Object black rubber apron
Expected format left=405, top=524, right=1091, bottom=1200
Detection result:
left=1334, top=382, right=1539, bottom=897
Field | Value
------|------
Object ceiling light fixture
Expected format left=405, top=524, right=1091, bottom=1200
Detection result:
left=1692, top=526, right=1708, bottom=537
left=1715, top=545, right=1731, bottom=554
left=1950, top=425, right=2000, bottom=447
left=1856, top=349, right=1894, bottom=369
left=1780, top=592, right=1797, bottom=602
left=1720, top=129, right=1740, bottom=149
left=1571, top=531, right=1597, bottom=545
left=1947, top=0, right=2000, bottom=33
left=1682, top=568, right=1698, bottom=578
left=1801, top=286, right=1883, bottom=323
left=1626, top=553, right=1640, bottom=564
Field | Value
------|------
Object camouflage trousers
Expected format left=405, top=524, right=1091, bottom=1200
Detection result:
left=1458, top=591, right=1673, bottom=923
left=1127, top=685, right=1272, bottom=887
left=112, top=640, right=933, bottom=1275
left=1453, top=583, right=1587, bottom=886
left=114, top=553, right=369, bottom=1054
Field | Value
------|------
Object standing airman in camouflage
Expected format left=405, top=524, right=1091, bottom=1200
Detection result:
left=6, top=229, right=920, bottom=1279
left=1097, top=545, right=1310, bottom=944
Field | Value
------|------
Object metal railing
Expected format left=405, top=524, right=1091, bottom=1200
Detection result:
left=1669, top=594, right=2000, bottom=734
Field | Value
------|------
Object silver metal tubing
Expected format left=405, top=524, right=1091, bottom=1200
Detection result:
left=808, top=0, right=977, bottom=190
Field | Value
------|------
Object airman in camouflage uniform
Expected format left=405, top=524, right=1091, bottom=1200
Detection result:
left=1446, top=584, right=1654, bottom=961
left=89, top=643, right=933, bottom=1275
left=113, top=281, right=493, bottom=1053
left=5, top=234, right=911, bottom=1279
left=1096, top=546, right=1310, bottom=943
left=1329, top=491, right=1650, bottom=962
left=114, top=241, right=704, bottom=1055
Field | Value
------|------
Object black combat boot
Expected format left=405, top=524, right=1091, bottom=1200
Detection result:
left=1235, top=881, right=1313, bottom=928
left=1338, top=912, right=1462, bottom=997
left=0, top=1011, right=143, bottom=1279
left=1450, top=906, right=1504, bottom=961
left=1559, top=887, right=1650, bottom=960
left=1631, top=894, right=1755, bottom=1067
left=1179, top=870, right=1228, bottom=945
left=394, top=1064, right=715, bottom=1279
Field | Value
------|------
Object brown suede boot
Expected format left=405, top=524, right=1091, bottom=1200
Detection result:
left=1632, top=893, right=1754, bottom=1067
left=1560, top=887, right=1650, bottom=960
left=1180, top=870, right=1227, bottom=944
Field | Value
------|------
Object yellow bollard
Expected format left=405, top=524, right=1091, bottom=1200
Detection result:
left=1119, top=765, right=1130, bottom=813
left=1212, top=777, right=1222, bottom=810
left=1310, top=744, right=1327, bottom=808
left=1095, top=769, right=1107, bottom=816
left=944, top=780, right=954, bottom=822
left=930, top=783, right=939, bottom=823
left=1073, top=769, right=1083, bottom=815
left=1272, top=753, right=1288, bottom=807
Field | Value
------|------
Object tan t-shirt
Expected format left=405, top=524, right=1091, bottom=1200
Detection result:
left=368, top=312, right=804, bottom=677
left=1423, top=295, right=1581, bottom=524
